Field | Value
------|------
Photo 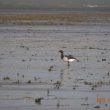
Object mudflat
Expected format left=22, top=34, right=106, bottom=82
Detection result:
left=0, top=15, right=110, bottom=110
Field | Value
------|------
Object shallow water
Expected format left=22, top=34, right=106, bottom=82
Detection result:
left=0, top=23, right=110, bottom=110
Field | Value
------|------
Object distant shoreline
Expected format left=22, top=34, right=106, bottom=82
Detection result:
left=0, top=11, right=110, bottom=25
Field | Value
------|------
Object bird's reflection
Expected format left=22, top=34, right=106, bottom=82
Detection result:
left=60, top=66, right=72, bottom=81
left=55, top=66, right=72, bottom=89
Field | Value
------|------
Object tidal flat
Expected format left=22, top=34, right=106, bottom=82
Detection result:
left=0, top=22, right=110, bottom=110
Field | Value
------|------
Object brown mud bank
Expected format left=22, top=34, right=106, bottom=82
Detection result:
left=0, top=12, right=110, bottom=25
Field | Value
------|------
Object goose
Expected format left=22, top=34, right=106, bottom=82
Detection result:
left=59, top=50, right=79, bottom=67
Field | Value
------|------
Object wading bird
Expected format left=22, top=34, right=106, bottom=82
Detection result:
left=59, top=50, right=79, bottom=67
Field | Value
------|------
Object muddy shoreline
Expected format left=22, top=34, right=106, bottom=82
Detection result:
left=0, top=12, right=110, bottom=25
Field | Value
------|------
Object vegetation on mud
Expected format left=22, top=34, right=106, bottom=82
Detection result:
left=0, top=13, right=110, bottom=24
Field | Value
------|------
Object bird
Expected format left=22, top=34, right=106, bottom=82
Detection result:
left=59, top=50, right=79, bottom=67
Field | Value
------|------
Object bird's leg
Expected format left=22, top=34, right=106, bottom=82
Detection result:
left=68, top=61, right=70, bottom=67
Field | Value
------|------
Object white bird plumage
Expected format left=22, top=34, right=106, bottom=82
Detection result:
left=59, top=50, right=79, bottom=67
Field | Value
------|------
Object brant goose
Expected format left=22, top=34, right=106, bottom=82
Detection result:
left=59, top=50, right=79, bottom=67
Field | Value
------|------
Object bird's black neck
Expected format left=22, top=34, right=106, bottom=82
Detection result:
left=60, top=52, right=64, bottom=59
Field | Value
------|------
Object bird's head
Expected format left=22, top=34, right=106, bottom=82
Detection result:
left=59, top=50, right=63, bottom=53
